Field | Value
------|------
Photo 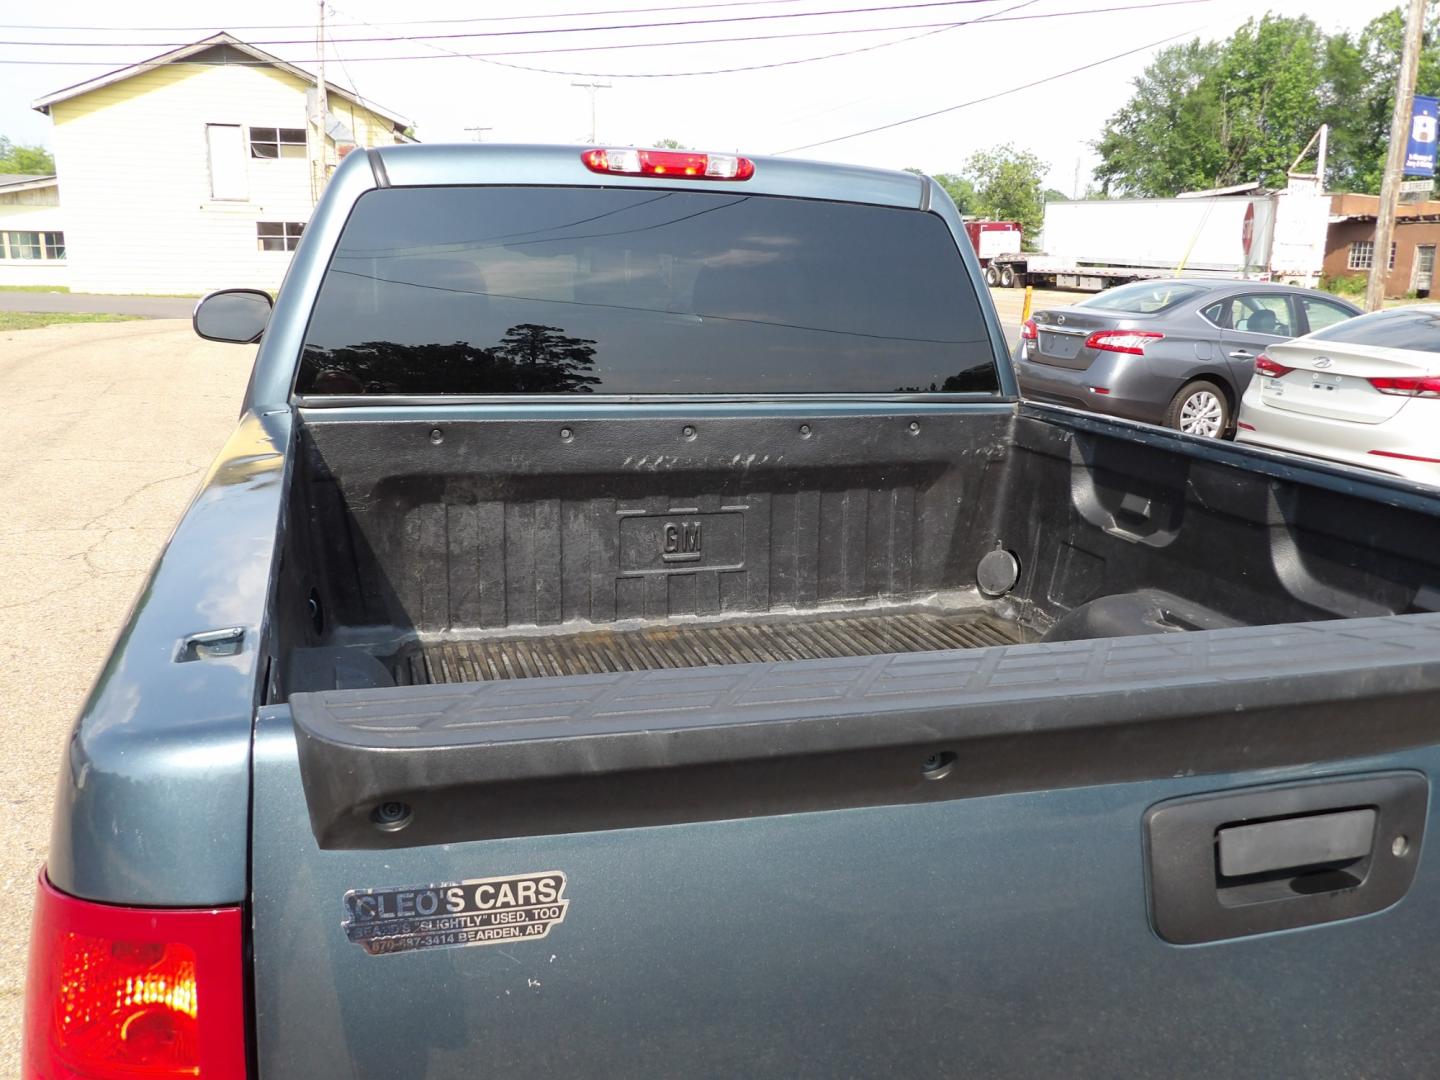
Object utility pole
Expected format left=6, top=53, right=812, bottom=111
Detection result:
left=571, top=82, right=611, bottom=143
left=464, top=126, right=493, bottom=143
left=311, top=0, right=329, bottom=204
left=1367, top=0, right=1427, bottom=311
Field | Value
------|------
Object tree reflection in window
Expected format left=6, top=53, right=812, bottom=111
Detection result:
left=301, top=324, right=600, bottom=396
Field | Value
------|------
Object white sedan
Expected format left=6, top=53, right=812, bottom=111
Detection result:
left=1236, top=306, right=1440, bottom=484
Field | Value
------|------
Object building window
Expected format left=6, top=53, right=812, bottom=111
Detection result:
left=250, top=127, right=307, bottom=159
left=257, top=221, right=305, bottom=252
left=5, top=231, right=40, bottom=259
left=0, top=230, right=64, bottom=260
left=1348, top=240, right=1397, bottom=271
left=206, top=123, right=247, bottom=201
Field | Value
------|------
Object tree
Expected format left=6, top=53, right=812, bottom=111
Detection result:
left=1323, top=8, right=1440, bottom=193
left=652, top=137, right=689, bottom=149
left=1093, top=10, right=1440, bottom=198
left=492, top=324, right=600, bottom=392
left=302, top=324, right=600, bottom=395
left=933, top=172, right=977, bottom=214
left=963, top=144, right=1047, bottom=240
left=0, top=136, right=55, bottom=174
left=902, top=168, right=976, bottom=213
left=1094, top=38, right=1224, bottom=196
left=1043, top=188, right=1069, bottom=202
left=1094, top=17, right=1329, bottom=196
left=1210, top=15, right=1327, bottom=190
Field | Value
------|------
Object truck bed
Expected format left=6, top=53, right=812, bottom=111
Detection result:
left=391, top=607, right=1024, bottom=684
left=272, top=403, right=1440, bottom=702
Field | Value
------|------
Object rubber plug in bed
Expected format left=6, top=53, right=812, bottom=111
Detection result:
left=977, top=548, right=1020, bottom=598
left=371, top=801, right=413, bottom=832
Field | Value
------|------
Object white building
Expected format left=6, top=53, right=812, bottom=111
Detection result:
left=24, top=32, right=413, bottom=295
left=0, top=174, right=65, bottom=288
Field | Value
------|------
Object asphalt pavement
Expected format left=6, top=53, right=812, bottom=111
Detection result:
left=0, top=319, right=252, bottom=1074
left=0, top=291, right=196, bottom=318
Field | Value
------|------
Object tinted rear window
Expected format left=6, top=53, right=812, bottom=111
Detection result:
left=1076, top=281, right=1208, bottom=314
left=1308, top=307, right=1440, bottom=354
left=296, top=186, right=998, bottom=396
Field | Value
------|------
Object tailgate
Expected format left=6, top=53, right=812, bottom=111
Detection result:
left=252, top=616, right=1440, bottom=1078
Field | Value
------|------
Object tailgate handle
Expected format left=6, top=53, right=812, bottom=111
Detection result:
left=1145, top=774, right=1427, bottom=944
left=1217, top=808, right=1375, bottom=878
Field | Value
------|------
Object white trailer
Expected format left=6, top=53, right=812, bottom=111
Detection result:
left=992, top=187, right=1326, bottom=291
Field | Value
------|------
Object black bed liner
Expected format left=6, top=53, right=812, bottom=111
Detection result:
left=393, top=609, right=1023, bottom=684
left=290, top=613, right=1440, bottom=851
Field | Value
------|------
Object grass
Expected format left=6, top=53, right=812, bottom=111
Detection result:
left=90, top=291, right=204, bottom=299
left=0, top=311, right=144, bottom=331
left=0, top=286, right=204, bottom=298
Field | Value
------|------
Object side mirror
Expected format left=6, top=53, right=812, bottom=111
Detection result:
left=194, top=288, right=273, bottom=344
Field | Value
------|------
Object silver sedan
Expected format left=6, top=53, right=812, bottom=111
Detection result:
left=1237, top=306, right=1440, bottom=484
left=1014, top=280, right=1362, bottom=437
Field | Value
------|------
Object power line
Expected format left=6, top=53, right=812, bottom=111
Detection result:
left=0, top=0, right=825, bottom=33
left=773, top=27, right=1197, bottom=153
left=326, top=17, right=392, bottom=128
left=0, top=0, right=1042, bottom=47
left=452, top=0, right=1038, bottom=77
left=331, top=0, right=1032, bottom=79
left=0, top=1, right=1215, bottom=65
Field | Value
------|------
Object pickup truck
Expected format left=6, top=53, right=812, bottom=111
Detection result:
left=24, top=144, right=1440, bottom=1080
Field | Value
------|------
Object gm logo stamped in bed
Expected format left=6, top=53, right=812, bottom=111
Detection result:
left=343, top=872, right=570, bottom=956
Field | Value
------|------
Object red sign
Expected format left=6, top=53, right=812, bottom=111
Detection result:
left=1241, top=203, right=1256, bottom=260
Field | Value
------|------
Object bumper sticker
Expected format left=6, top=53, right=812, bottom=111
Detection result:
left=342, top=872, right=569, bottom=956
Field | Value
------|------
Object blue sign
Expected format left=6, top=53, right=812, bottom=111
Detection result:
left=1406, top=95, right=1439, bottom=177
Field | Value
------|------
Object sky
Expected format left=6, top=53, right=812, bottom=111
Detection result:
left=0, top=0, right=1387, bottom=192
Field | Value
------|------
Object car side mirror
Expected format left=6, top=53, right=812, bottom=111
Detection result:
left=194, top=288, right=273, bottom=344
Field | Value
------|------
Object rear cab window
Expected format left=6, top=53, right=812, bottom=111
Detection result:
left=1075, top=281, right=1208, bottom=315
left=296, top=186, right=999, bottom=397
left=1307, top=307, right=1440, bottom=353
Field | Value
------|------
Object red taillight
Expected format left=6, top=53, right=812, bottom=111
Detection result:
left=24, top=872, right=245, bottom=1080
left=582, top=147, right=755, bottom=181
left=1254, top=354, right=1294, bottom=377
left=1020, top=318, right=1037, bottom=342
left=1084, top=329, right=1164, bottom=355
left=1368, top=375, right=1440, bottom=398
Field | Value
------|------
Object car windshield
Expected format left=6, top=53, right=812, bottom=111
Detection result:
left=1076, top=281, right=1209, bottom=314
left=1307, top=307, right=1440, bottom=354
left=295, top=185, right=999, bottom=397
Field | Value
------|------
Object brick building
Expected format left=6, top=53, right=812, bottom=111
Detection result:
left=1324, top=192, right=1440, bottom=298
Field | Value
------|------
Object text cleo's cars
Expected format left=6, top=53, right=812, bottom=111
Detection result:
left=1237, top=306, right=1440, bottom=483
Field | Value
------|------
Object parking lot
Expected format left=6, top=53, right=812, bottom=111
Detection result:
left=0, top=318, right=250, bottom=1070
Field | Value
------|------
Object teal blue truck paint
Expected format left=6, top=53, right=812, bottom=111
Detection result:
left=36, top=143, right=1440, bottom=1078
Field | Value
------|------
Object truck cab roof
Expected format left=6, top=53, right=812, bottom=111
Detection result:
left=370, top=142, right=929, bottom=209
